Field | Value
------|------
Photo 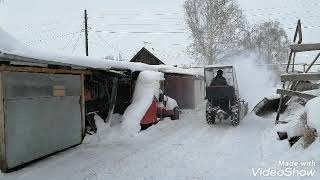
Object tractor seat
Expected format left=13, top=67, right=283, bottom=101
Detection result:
left=205, top=86, right=235, bottom=100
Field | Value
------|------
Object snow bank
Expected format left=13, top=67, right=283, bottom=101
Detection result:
left=166, top=96, right=178, bottom=110
left=305, top=96, right=320, bottom=133
left=121, top=71, right=164, bottom=135
left=275, top=97, right=306, bottom=137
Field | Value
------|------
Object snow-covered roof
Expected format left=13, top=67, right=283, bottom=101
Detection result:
left=157, top=65, right=201, bottom=76
left=204, top=64, right=234, bottom=69
left=0, top=51, right=155, bottom=72
left=0, top=27, right=198, bottom=76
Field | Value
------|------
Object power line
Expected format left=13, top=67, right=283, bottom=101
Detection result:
left=58, top=32, right=78, bottom=51
left=58, top=24, right=84, bottom=51
left=243, top=2, right=320, bottom=12
left=93, top=30, right=185, bottom=34
left=72, top=32, right=82, bottom=54
left=93, top=33, right=131, bottom=59
left=25, top=30, right=83, bottom=45
left=91, top=8, right=320, bottom=18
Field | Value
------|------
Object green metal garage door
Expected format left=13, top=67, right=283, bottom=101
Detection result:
left=3, top=72, right=82, bottom=169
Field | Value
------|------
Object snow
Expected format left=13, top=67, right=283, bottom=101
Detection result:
left=166, top=96, right=178, bottom=110
left=0, top=28, right=197, bottom=75
left=305, top=88, right=320, bottom=97
left=204, top=64, right=233, bottom=68
left=233, top=56, right=279, bottom=110
left=305, top=96, right=320, bottom=133
left=0, top=27, right=28, bottom=53
left=273, top=97, right=306, bottom=138
left=121, top=71, right=164, bottom=135
left=1, top=107, right=319, bottom=180
left=158, top=65, right=200, bottom=76
left=1, top=15, right=320, bottom=180
left=1, top=91, right=319, bottom=180
left=0, top=27, right=153, bottom=71
left=189, top=67, right=205, bottom=77
left=266, top=94, right=281, bottom=100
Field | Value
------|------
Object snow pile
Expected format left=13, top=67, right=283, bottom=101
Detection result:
left=121, top=71, right=164, bottom=135
left=274, top=97, right=306, bottom=138
left=305, top=88, right=320, bottom=97
left=166, top=96, right=178, bottom=110
left=305, top=96, right=320, bottom=133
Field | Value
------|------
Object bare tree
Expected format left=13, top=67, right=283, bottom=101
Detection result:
left=184, top=0, right=247, bottom=65
left=247, top=21, right=289, bottom=65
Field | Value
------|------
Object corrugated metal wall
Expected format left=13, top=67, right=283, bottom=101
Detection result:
left=164, top=75, right=196, bottom=109
left=3, top=72, right=82, bottom=169
left=193, top=79, right=205, bottom=108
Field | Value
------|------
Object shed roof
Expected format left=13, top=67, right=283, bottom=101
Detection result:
left=0, top=28, right=199, bottom=76
left=130, top=47, right=165, bottom=65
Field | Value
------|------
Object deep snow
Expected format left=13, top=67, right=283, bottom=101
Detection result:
left=0, top=107, right=319, bottom=180
left=306, top=96, right=320, bottom=133
left=121, top=71, right=164, bottom=135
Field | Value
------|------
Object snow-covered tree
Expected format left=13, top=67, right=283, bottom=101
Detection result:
left=247, top=21, right=289, bottom=65
left=184, top=0, right=247, bottom=65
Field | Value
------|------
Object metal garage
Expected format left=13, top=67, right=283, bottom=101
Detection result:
left=0, top=56, right=87, bottom=172
left=164, top=73, right=205, bottom=109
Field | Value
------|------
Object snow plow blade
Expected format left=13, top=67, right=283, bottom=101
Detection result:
left=253, top=96, right=281, bottom=116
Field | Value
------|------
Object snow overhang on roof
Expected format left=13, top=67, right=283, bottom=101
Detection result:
left=156, top=65, right=201, bottom=77
left=0, top=27, right=199, bottom=75
left=0, top=50, right=156, bottom=72
left=205, top=64, right=234, bottom=69
left=0, top=28, right=157, bottom=72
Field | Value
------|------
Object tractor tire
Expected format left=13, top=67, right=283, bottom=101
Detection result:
left=206, top=111, right=216, bottom=124
left=231, top=107, right=240, bottom=126
left=171, top=107, right=180, bottom=120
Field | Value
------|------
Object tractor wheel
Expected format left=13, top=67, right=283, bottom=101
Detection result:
left=231, top=107, right=240, bottom=126
left=171, top=107, right=180, bottom=120
left=206, top=111, right=216, bottom=124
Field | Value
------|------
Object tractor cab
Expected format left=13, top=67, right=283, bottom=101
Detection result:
left=204, top=65, right=239, bottom=100
left=204, top=65, right=248, bottom=126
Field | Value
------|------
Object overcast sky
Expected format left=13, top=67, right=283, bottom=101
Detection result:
left=0, top=0, right=319, bottom=65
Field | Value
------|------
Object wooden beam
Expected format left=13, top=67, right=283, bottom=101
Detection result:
left=0, top=65, right=92, bottom=75
left=290, top=43, right=320, bottom=52
left=0, top=72, right=7, bottom=172
left=80, top=74, right=86, bottom=140
left=276, top=89, right=317, bottom=100
left=281, top=73, right=320, bottom=82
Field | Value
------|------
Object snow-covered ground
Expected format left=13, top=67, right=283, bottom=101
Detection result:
left=0, top=106, right=319, bottom=180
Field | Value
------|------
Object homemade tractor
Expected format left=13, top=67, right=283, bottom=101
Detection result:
left=204, top=65, right=248, bottom=126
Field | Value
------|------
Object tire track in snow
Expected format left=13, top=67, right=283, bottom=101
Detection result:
left=96, top=110, right=236, bottom=179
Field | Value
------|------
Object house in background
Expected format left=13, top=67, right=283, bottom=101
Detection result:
left=130, top=47, right=165, bottom=65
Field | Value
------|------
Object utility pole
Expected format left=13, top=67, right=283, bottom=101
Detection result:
left=84, top=9, right=89, bottom=56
